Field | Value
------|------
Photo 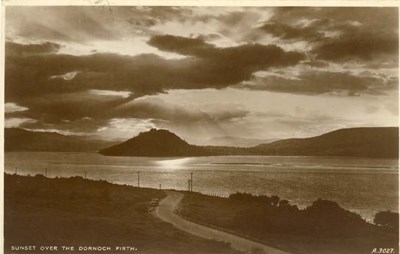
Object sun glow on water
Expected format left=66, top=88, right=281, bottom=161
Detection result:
left=155, top=158, right=193, bottom=170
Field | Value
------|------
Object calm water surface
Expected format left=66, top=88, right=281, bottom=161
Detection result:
left=5, top=152, right=399, bottom=221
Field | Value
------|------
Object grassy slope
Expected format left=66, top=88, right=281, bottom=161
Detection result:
left=179, top=192, right=398, bottom=254
left=4, top=174, right=241, bottom=254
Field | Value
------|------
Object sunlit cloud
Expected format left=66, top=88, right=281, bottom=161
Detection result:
left=89, top=89, right=132, bottom=98
left=5, top=117, right=37, bottom=128
left=50, top=71, right=79, bottom=80
left=5, top=102, right=28, bottom=113
left=23, top=128, right=87, bottom=136
left=57, top=38, right=187, bottom=59
left=96, top=118, right=155, bottom=141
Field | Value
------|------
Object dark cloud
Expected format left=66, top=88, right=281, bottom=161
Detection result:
left=312, top=32, right=399, bottom=61
left=261, top=19, right=399, bottom=63
left=16, top=91, right=131, bottom=122
left=6, top=49, right=163, bottom=102
left=5, top=38, right=303, bottom=123
left=241, top=71, right=398, bottom=96
left=271, top=7, right=398, bottom=30
left=148, top=35, right=212, bottom=55
left=258, top=17, right=365, bottom=42
left=259, top=22, right=323, bottom=41
left=15, top=22, right=74, bottom=42
left=148, top=34, right=304, bottom=69
left=125, top=7, right=192, bottom=27
left=5, top=42, right=61, bottom=57
left=258, top=8, right=399, bottom=64
left=6, top=37, right=303, bottom=97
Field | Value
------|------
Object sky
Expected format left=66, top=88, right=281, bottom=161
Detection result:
left=4, top=6, right=399, bottom=145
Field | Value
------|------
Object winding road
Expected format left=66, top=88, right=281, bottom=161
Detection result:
left=154, top=191, right=290, bottom=254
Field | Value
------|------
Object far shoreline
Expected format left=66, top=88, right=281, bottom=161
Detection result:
left=5, top=150, right=400, bottom=161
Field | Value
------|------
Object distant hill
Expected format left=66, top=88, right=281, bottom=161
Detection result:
left=207, top=136, right=278, bottom=147
left=100, top=127, right=398, bottom=158
left=99, top=129, right=211, bottom=157
left=7, top=127, right=398, bottom=158
left=5, top=128, right=115, bottom=152
left=251, top=127, right=399, bottom=158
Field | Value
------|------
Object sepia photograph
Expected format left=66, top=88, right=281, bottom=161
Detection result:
left=3, top=2, right=399, bottom=254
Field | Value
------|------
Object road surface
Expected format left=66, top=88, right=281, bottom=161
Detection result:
left=154, top=191, right=290, bottom=254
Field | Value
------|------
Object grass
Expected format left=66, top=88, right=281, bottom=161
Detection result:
left=4, top=174, right=241, bottom=254
left=179, top=192, right=399, bottom=254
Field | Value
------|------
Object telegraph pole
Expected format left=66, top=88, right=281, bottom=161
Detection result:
left=45, top=168, right=47, bottom=177
left=190, top=172, right=193, bottom=192
left=188, top=179, right=191, bottom=191
left=84, top=171, right=87, bottom=179
left=137, top=171, right=140, bottom=187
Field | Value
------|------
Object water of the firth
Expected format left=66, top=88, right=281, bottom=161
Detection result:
left=5, top=152, right=398, bottom=221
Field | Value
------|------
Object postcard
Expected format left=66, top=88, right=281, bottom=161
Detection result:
left=3, top=1, right=399, bottom=253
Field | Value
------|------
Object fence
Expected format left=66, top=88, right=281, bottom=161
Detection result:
left=8, top=168, right=231, bottom=198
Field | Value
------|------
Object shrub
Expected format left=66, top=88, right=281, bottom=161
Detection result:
left=374, top=211, right=399, bottom=232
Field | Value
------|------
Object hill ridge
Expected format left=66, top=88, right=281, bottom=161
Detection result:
left=99, top=127, right=398, bottom=158
left=5, top=127, right=398, bottom=158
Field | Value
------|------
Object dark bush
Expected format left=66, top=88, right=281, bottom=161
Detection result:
left=374, top=211, right=399, bottom=232
left=226, top=192, right=381, bottom=237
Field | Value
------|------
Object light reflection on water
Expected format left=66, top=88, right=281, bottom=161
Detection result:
left=4, top=152, right=399, bottom=221
left=155, top=158, right=193, bottom=170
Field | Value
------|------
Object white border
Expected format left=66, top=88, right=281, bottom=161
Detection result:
left=2, top=0, right=400, bottom=7
left=0, top=2, right=399, bottom=253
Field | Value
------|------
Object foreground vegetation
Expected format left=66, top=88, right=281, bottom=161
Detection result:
left=179, top=192, right=399, bottom=254
left=6, top=173, right=398, bottom=254
left=5, top=174, right=241, bottom=254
